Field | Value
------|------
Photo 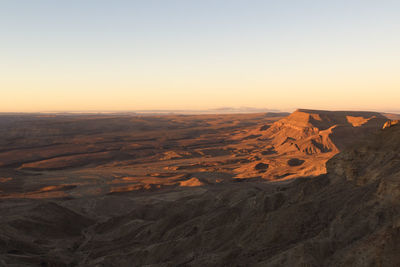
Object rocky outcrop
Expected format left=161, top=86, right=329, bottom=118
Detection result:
left=382, top=120, right=399, bottom=129
left=232, top=109, right=388, bottom=181
left=265, top=109, right=387, bottom=155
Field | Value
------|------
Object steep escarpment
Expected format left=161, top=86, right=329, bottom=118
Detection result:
left=328, top=123, right=400, bottom=187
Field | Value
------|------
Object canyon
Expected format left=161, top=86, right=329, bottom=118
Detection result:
left=0, top=109, right=399, bottom=266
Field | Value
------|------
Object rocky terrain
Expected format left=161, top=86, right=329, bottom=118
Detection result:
left=0, top=110, right=399, bottom=266
left=231, top=109, right=387, bottom=180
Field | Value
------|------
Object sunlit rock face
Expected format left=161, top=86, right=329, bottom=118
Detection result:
left=382, top=120, right=399, bottom=129
left=233, top=109, right=387, bottom=180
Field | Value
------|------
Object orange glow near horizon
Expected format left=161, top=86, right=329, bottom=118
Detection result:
left=2, top=67, right=399, bottom=113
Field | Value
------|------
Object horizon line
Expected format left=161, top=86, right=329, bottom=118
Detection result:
left=1, top=107, right=399, bottom=116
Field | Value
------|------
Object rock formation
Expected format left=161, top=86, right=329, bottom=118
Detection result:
left=233, top=109, right=387, bottom=180
left=382, top=119, right=399, bottom=129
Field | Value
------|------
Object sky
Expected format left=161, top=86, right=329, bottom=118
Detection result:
left=1, top=0, right=399, bottom=113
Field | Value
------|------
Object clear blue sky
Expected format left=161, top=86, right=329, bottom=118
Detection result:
left=1, top=0, right=399, bottom=112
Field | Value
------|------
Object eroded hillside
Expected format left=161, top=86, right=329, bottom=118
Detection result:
left=231, top=109, right=386, bottom=179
